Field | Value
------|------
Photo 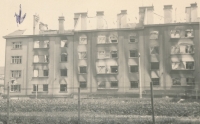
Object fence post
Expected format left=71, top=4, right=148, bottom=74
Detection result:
left=150, top=82, right=155, bottom=124
left=78, top=87, right=80, bottom=124
left=7, top=82, right=10, bottom=124
left=196, top=89, right=198, bottom=100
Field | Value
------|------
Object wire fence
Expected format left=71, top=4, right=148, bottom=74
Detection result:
left=0, top=86, right=200, bottom=124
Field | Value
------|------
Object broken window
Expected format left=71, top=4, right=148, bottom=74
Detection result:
left=11, top=56, right=22, bottom=64
left=78, top=52, right=87, bottom=59
left=34, top=41, right=40, bottom=48
left=130, top=50, right=138, bottom=57
left=130, top=36, right=137, bottom=43
left=172, top=78, right=181, bottom=85
left=151, top=62, right=159, bottom=70
left=130, top=81, right=138, bottom=88
left=150, top=31, right=159, bottom=39
left=33, top=70, right=39, bottom=77
left=98, top=51, right=105, bottom=59
left=111, top=81, right=118, bottom=88
left=79, top=37, right=87, bottom=44
left=98, top=81, right=106, bottom=88
left=170, top=30, right=180, bottom=38
left=61, top=40, right=68, bottom=47
left=97, top=66, right=106, bottom=74
left=44, top=55, right=49, bottom=62
left=109, top=35, right=118, bottom=43
left=11, top=70, right=21, bottom=78
left=150, top=47, right=159, bottom=54
left=97, top=36, right=106, bottom=44
left=33, top=84, right=38, bottom=91
left=186, top=62, right=194, bottom=70
left=185, top=29, right=193, bottom=37
left=61, top=53, right=67, bottom=62
left=111, top=51, right=118, bottom=58
left=80, top=81, right=87, bottom=88
left=12, top=42, right=22, bottom=49
left=185, top=45, right=194, bottom=54
left=171, top=46, right=180, bottom=54
left=186, top=78, right=195, bottom=85
left=11, top=85, right=21, bottom=92
left=43, top=84, right=48, bottom=91
left=151, top=78, right=160, bottom=86
left=130, top=66, right=138, bottom=73
left=44, top=40, right=49, bottom=48
left=110, top=66, right=118, bottom=73
left=43, top=70, right=49, bottom=76
left=79, top=66, right=87, bottom=74
left=60, top=69, right=67, bottom=76
left=172, top=62, right=185, bottom=70
left=60, top=84, right=67, bottom=92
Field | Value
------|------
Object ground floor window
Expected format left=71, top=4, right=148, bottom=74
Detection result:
left=130, top=81, right=138, bottom=88
left=43, top=84, right=48, bottom=91
left=172, top=78, right=181, bottom=85
left=60, top=84, right=67, bottom=92
left=10, top=85, right=21, bottom=92
left=33, top=85, right=38, bottom=91
left=110, top=81, right=118, bottom=88
left=80, top=81, right=87, bottom=89
left=151, top=78, right=160, bottom=86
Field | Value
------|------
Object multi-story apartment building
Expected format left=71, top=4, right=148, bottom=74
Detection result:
left=3, top=3, right=200, bottom=97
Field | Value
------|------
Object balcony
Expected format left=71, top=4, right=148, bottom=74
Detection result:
left=33, top=40, right=50, bottom=49
left=171, top=62, right=195, bottom=70
left=33, top=55, right=49, bottom=64
left=170, top=29, right=194, bottom=39
left=171, top=45, right=194, bottom=55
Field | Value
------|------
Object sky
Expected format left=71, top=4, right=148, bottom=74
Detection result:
left=0, top=0, right=199, bottom=66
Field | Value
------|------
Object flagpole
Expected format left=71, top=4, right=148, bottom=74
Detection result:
left=33, top=15, right=35, bottom=35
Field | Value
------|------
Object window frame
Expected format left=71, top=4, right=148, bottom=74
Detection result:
left=186, top=78, right=195, bottom=85
left=78, top=52, right=87, bottom=59
left=43, top=84, right=48, bottom=92
left=43, top=70, right=49, bottom=77
left=186, top=62, right=194, bottom=70
left=110, top=66, right=118, bottom=74
left=172, top=78, right=181, bottom=86
left=151, top=78, right=160, bottom=86
left=129, top=36, right=137, bottom=43
left=11, top=56, right=22, bottom=64
left=61, top=53, right=68, bottom=62
left=80, top=81, right=87, bottom=89
left=10, top=84, right=21, bottom=92
left=129, top=50, right=138, bottom=58
left=33, top=84, right=38, bottom=92
left=11, top=70, right=21, bottom=78
left=110, top=81, right=118, bottom=88
left=79, top=66, right=87, bottom=74
left=60, top=84, right=67, bottom=92
left=12, top=42, right=22, bottom=49
left=111, top=51, right=118, bottom=58
left=130, top=81, right=138, bottom=88
left=150, top=46, right=159, bottom=55
left=79, top=36, right=87, bottom=44
left=129, top=65, right=138, bottom=73
left=151, top=62, right=159, bottom=70
left=60, top=69, right=67, bottom=77
left=97, top=36, right=106, bottom=44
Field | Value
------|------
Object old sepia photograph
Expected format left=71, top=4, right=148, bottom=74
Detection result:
left=0, top=0, right=200, bottom=123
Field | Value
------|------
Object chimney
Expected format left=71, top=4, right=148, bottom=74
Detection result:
left=58, top=16, right=65, bottom=33
left=139, top=7, right=146, bottom=26
left=185, top=7, right=191, bottom=22
left=185, top=3, right=198, bottom=22
left=190, top=3, right=198, bottom=22
left=96, top=11, right=104, bottom=29
left=74, top=12, right=87, bottom=30
left=117, top=10, right=127, bottom=28
left=164, top=5, right=173, bottom=23
left=146, top=6, right=154, bottom=24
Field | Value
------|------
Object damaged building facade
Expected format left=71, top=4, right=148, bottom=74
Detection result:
left=3, top=3, right=200, bottom=97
